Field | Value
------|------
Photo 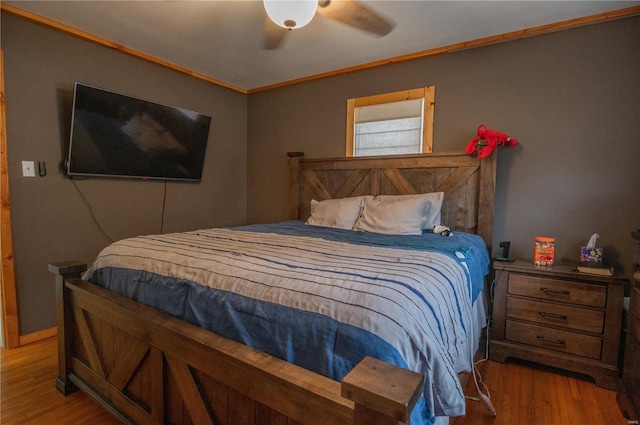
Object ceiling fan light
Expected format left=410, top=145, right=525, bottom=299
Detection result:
left=263, top=0, right=317, bottom=30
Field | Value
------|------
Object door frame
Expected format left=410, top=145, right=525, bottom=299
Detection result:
left=1, top=49, right=20, bottom=348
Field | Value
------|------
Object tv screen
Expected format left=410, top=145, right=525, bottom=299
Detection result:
left=67, top=83, right=211, bottom=181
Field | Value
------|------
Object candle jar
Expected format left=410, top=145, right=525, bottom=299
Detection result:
left=534, top=237, right=555, bottom=265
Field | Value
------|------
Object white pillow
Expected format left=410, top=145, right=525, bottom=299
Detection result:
left=306, top=196, right=369, bottom=230
left=375, top=192, right=444, bottom=230
left=353, top=192, right=444, bottom=235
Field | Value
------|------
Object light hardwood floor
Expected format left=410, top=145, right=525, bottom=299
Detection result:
left=454, top=358, right=631, bottom=425
left=0, top=337, right=632, bottom=424
left=1, top=337, right=119, bottom=425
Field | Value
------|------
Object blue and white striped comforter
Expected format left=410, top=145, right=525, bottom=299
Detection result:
left=85, top=221, right=490, bottom=424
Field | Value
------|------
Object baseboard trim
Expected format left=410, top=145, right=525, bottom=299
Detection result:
left=19, top=326, right=57, bottom=346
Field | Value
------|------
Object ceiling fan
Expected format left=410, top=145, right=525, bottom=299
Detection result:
left=262, top=0, right=395, bottom=50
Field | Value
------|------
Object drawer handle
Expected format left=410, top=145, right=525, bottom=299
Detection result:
left=540, top=287, right=570, bottom=295
left=536, top=335, right=566, bottom=345
left=538, top=311, right=568, bottom=320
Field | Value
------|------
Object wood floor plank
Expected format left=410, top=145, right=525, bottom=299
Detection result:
left=452, top=358, right=629, bottom=425
left=0, top=337, right=120, bottom=425
left=1, top=337, right=631, bottom=424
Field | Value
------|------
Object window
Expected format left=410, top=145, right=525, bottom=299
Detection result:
left=346, top=86, right=435, bottom=157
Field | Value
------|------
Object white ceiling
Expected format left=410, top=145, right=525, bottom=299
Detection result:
left=5, top=1, right=639, bottom=91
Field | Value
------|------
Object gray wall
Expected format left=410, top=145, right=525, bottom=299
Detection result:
left=2, top=13, right=248, bottom=334
left=3, top=12, right=639, bottom=336
left=248, top=17, right=640, bottom=273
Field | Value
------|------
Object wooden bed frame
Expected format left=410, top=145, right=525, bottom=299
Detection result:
left=50, top=151, right=496, bottom=425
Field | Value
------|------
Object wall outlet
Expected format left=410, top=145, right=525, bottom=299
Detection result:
left=22, top=161, right=36, bottom=177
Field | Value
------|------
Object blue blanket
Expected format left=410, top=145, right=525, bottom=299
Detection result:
left=85, top=221, right=490, bottom=424
left=233, top=221, right=489, bottom=302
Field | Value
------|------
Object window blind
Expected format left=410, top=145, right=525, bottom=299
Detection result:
left=353, top=98, right=423, bottom=157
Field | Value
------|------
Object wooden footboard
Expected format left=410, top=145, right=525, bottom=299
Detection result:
left=50, top=261, right=424, bottom=425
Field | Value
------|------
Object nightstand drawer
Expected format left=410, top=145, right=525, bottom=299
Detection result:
left=506, top=297, right=605, bottom=333
left=505, top=320, right=602, bottom=360
left=508, top=274, right=607, bottom=308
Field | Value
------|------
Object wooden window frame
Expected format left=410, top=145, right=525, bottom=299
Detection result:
left=346, top=86, right=435, bottom=157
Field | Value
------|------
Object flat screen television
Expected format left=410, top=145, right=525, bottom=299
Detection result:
left=67, top=82, right=211, bottom=181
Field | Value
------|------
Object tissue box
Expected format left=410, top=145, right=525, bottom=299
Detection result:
left=581, top=247, right=603, bottom=263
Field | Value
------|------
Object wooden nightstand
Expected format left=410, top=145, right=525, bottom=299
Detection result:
left=489, top=259, right=627, bottom=390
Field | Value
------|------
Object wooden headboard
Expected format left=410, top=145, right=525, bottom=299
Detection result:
left=288, top=151, right=497, bottom=249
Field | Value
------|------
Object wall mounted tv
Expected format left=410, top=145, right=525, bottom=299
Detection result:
left=67, top=82, right=211, bottom=181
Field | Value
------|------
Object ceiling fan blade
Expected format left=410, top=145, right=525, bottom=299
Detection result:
left=263, top=16, right=288, bottom=50
left=317, top=0, right=394, bottom=37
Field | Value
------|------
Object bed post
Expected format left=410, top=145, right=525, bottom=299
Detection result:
left=288, top=151, right=304, bottom=220
left=48, top=261, right=87, bottom=395
left=477, top=154, right=497, bottom=250
left=342, top=357, right=424, bottom=425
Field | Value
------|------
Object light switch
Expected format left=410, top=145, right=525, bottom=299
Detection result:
left=22, top=161, right=36, bottom=177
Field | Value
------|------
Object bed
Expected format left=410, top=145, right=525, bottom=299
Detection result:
left=50, top=151, right=496, bottom=425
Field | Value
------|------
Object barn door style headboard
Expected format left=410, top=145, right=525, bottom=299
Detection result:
left=288, top=151, right=497, bottom=248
